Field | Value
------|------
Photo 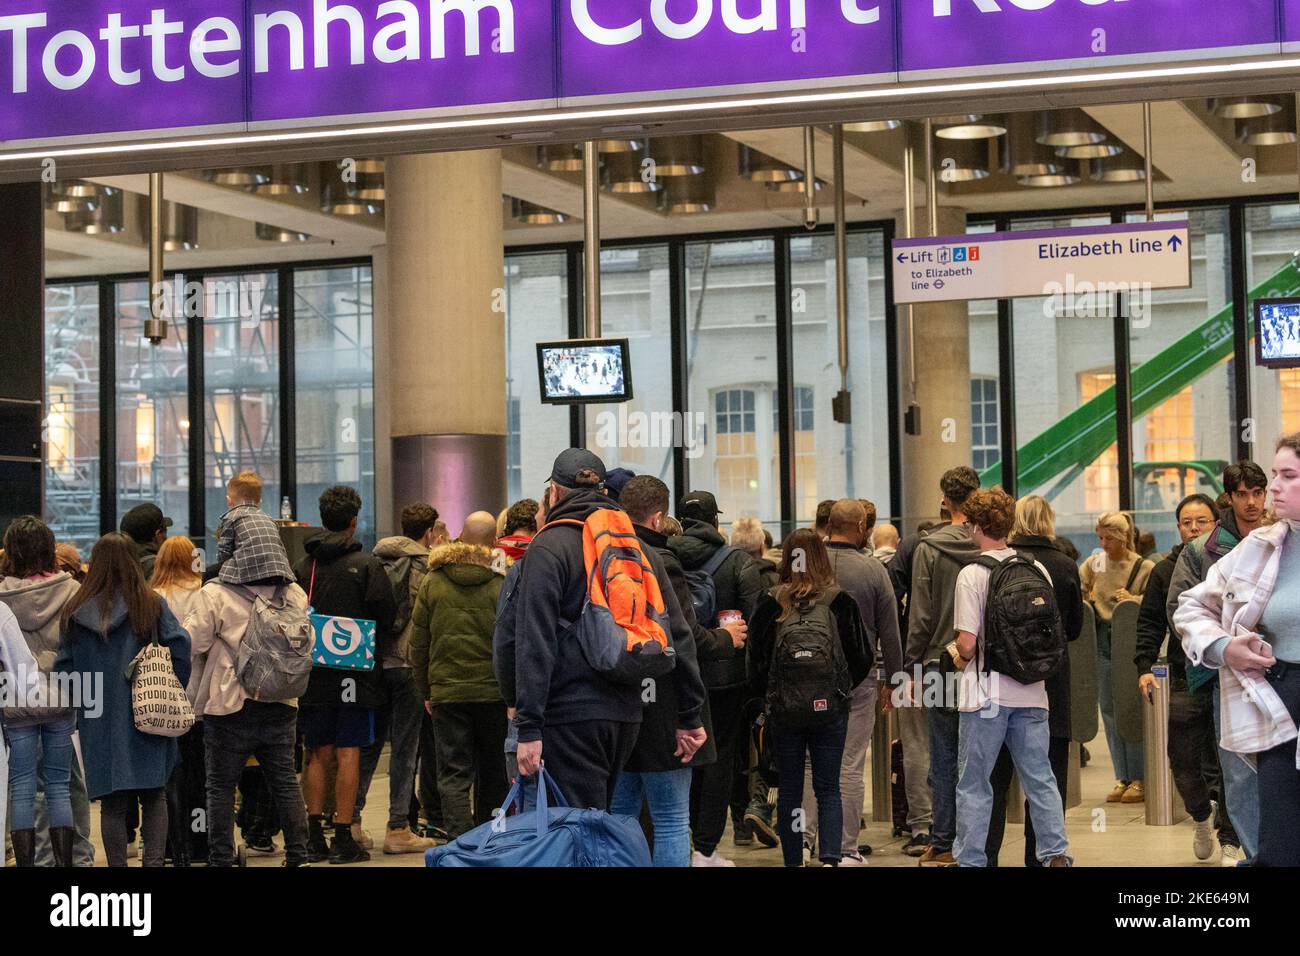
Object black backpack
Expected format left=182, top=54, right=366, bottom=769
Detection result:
left=683, top=545, right=735, bottom=628
left=766, top=588, right=851, bottom=730
left=976, top=553, right=1065, bottom=684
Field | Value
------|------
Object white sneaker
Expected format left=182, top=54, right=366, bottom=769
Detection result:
left=840, top=851, right=869, bottom=867
left=1220, top=844, right=1245, bottom=867
left=1192, top=816, right=1214, bottom=861
left=691, top=849, right=736, bottom=868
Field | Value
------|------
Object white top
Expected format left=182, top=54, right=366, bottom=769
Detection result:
left=954, top=548, right=1051, bottom=713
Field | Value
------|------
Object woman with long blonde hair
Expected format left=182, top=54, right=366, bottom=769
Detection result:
left=745, top=529, right=871, bottom=866
left=151, top=535, right=204, bottom=625
left=1080, top=510, right=1155, bottom=804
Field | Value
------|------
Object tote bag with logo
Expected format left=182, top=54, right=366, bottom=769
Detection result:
left=307, top=560, right=377, bottom=672
left=128, top=635, right=195, bottom=738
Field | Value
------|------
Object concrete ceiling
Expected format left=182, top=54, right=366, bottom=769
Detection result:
left=43, top=97, right=1300, bottom=278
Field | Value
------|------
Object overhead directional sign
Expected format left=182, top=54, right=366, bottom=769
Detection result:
left=891, top=221, right=1191, bottom=305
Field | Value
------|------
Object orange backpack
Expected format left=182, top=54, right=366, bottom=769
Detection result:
left=541, top=509, right=676, bottom=684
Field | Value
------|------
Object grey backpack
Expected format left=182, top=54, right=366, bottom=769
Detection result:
left=232, top=585, right=314, bottom=702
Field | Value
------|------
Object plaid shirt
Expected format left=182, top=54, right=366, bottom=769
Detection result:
left=217, top=506, right=295, bottom=585
left=1175, top=520, right=1300, bottom=764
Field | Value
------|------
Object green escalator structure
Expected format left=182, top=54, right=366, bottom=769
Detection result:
left=979, top=257, right=1300, bottom=495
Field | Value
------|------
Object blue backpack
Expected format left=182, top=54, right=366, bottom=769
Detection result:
left=683, top=545, right=735, bottom=628
left=425, top=767, right=651, bottom=868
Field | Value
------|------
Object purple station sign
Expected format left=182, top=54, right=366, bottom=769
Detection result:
left=901, top=0, right=1281, bottom=75
left=558, top=0, right=895, bottom=101
left=0, top=0, right=1292, bottom=147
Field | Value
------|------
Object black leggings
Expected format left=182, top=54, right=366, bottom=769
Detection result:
left=101, top=788, right=167, bottom=867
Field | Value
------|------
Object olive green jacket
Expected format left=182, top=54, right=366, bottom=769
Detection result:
left=408, top=543, right=506, bottom=704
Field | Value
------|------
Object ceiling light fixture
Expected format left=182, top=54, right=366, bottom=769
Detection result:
left=510, top=197, right=570, bottom=224
left=999, top=112, right=1065, bottom=176
left=1208, top=95, right=1283, bottom=119
left=935, top=113, right=1007, bottom=139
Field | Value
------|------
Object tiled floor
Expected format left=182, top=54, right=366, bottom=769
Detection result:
left=52, top=724, right=1230, bottom=868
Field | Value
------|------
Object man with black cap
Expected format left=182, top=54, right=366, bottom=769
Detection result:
left=120, top=503, right=172, bottom=579
left=669, top=489, right=763, bottom=863
left=497, top=449, right=689, bottom=811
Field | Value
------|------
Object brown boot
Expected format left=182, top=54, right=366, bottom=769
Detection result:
left=50, top=827, right=77, bottom=867
left=383, top=825, right=435, bottom=855
left=11, top=829, right=36, bottom=868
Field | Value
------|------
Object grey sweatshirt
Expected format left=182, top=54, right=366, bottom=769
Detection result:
left=0, top=573, right=80, bottom=726
left=826, top=541, right=904, bottom=682
left=904, top=523, right=981, bottom=668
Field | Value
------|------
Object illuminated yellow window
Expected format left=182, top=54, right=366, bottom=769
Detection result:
left=1080, top=371, right=1119, bottom=513
left=1145, top=386, right=1195, bottom=463
left=1283, top=369, right=1300, bottom=433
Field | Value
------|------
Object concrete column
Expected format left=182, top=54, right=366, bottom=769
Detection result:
left=895, top=205, right=971, bottom=531
left=386, top=150, right=507, bottom=535
left=0, top=183, right=45, bottom=530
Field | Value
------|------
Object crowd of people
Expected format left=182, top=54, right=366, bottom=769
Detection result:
left=3, top=433, right=1300, bottom=868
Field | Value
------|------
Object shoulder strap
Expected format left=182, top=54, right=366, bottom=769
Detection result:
left=536, top=517, right=586, bottom=537
left=1124, top=559, right=1143, bottom=592
left=975, top=554, right=1001, bottom=571
left=308, top=559, right=317, bottom=605
left=700, top=544, right=735, bottom=577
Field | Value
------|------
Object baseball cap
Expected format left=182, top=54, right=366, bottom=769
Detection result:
left=604, top=468, right=637, bottom=502
left=120, top=503, right=173, bottom=543
left=549, top=448, right=608, bottom=489
left=678, top=490, right=723, bottom=523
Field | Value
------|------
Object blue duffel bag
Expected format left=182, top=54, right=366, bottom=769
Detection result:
left=425, top=767, right=651, bottom=868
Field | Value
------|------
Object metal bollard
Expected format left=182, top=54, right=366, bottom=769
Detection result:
left=871, top=693, right=894, bottom=823
left=1142, top=664, right=1187, bottom=826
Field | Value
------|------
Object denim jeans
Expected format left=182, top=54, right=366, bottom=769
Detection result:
left=610, top=768, right=693, bottom=867
left=34, top=749, right=95, bottom=866
left=925, top=683, right=961, bottom=854
left=354, top=667, right=424, bottom=829
left=1212, top=685, right=1259, bottom=863
left=203, top=701, right=310, bottom=866
left=800, top=679, right=878, bottom=856
left=1096, top=620, right=1144, bottom=781
left=6, top=716, right=75, bottom=830
left=429, top=701, right=509, bottom=838
left=954, top=703, right=1070, bottom=867
left=774, top=715, right=848, bottom=867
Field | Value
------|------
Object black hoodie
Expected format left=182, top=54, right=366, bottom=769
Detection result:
left=294, top=530, right=397, bottom=711
left=505, top=490, right=647, bottom=742
left=667, top=518, right=764, bottom=688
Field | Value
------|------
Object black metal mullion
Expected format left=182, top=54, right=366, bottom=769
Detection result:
left=1108, top=210, right=1133, bottom=514
left=1114, top=294, right=1135, bottom=515
left=774, top=234, right=796, bottom=540
left=882, top=221, right=902, bottom=524
left=187, top=272, right=205, bottom=547
left=98, top=279, right=117, bottom=536
left=566, top=244, right=584, bottom=449
left=994, top=216, right=1017, bottom=497
left=1229, top=202, right=1253, bottom=463
left=278, top=267, right=297, bottom=515
left=668, top=239, right=689, bottom=499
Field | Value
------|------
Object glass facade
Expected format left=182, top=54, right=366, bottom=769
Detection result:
left=503, top=252, right=570, bottom=505
left=585, top=246, right=676, bottom=504
left=46, top=263, right=374, bottom=553
left=44, top=284, right=100, bottom=553
left=203, top=271, right=281, bottom=542
left=295, top=266, right=376, bottom=545
left=116, top=279, right=191, bottom=538
left=788, top=232, right=892, bottom=525
left=44, top=197, right=1295, bottom=555
left=686, top=238, right=779, bottom=531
